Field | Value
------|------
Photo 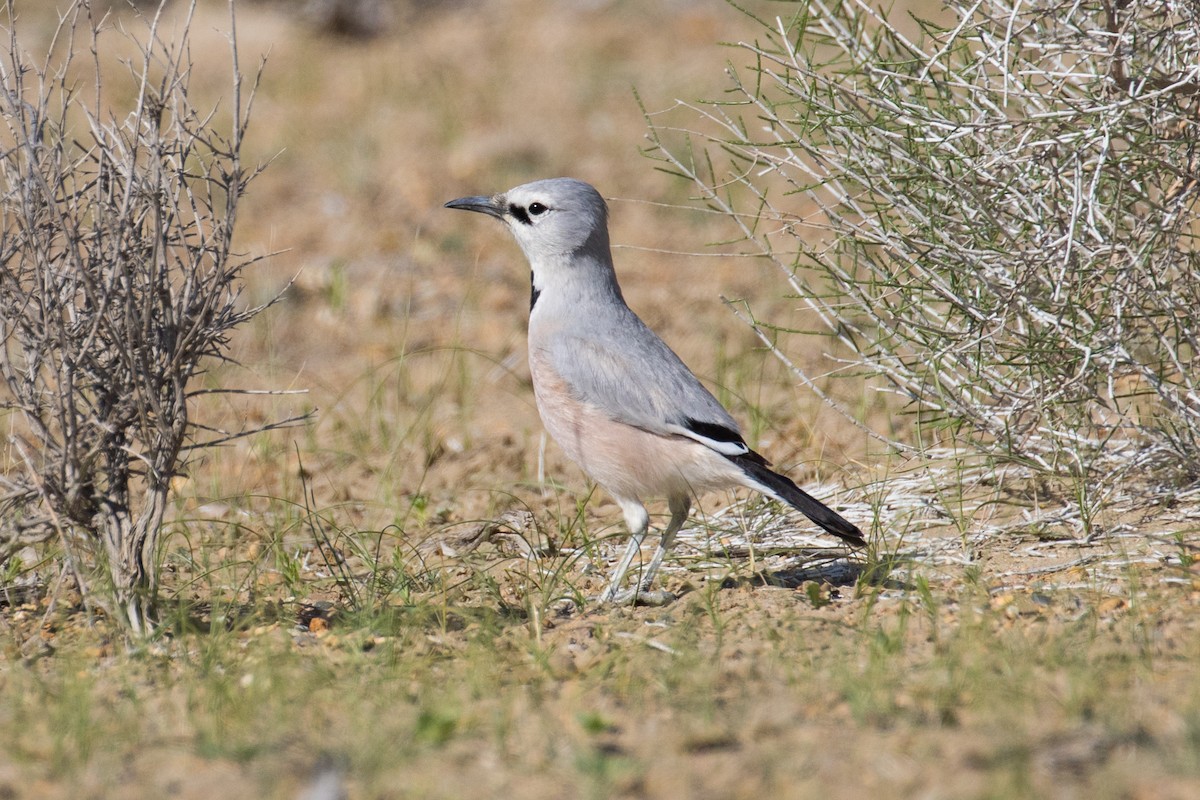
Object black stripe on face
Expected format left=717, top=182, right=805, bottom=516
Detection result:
left=509, top=204, right=532, bottom=225
left=683, top=417, right=747, bottom=449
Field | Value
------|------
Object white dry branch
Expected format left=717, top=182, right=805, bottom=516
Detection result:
left=644, top=0, right=1200, bottom=497
left=0, top=1, right=299, bottom=633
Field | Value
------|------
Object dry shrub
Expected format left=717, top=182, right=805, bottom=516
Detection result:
left=647, top=0, right=1200, bottom=500
left=0, top=0, right=285, bottom=632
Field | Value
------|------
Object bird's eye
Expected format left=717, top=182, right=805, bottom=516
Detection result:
left=528, top=202, right=548, bottom=216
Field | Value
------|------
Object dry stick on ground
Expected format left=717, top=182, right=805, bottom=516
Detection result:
left=0, top=0, right=301, bottom=633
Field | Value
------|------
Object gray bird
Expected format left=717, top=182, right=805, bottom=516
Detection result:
left=446, top=178, right=865, bottom=605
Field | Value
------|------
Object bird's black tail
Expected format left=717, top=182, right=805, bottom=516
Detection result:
left=731, top=453, right=865, bottom=547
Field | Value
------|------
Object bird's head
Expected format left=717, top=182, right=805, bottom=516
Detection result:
left=445, top=177, right=610, bottom=263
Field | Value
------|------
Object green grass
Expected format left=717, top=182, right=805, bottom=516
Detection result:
left=2, top=562, right=1198, bottom=798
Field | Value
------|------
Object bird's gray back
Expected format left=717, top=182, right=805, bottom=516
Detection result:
left=531, top=295, right=742, bottom=443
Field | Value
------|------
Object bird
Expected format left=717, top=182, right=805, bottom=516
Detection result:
left=445, top=178, right=865, bottom=605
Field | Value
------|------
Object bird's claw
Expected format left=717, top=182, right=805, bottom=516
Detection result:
left=598, top=587, right=677, bottom=607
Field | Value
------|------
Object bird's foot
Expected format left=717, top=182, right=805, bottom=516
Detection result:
left=600, top=586, right=677, bottom=607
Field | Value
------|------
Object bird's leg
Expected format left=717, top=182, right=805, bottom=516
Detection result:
left=603, top=496, right=690, bottom=607
left=636, top=495, right=690, bottom=595
left=600, top=532, right=646, bottom=604
left=598, top=501, right=649, bottom=604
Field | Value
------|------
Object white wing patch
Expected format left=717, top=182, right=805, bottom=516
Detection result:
left=665, top=422, right=750, bottom=456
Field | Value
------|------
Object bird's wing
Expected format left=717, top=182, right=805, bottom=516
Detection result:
left=542, top=315, right=751, bottom=458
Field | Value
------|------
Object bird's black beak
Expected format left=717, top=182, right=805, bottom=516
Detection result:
left=444, top=194, right=505, bottom=219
